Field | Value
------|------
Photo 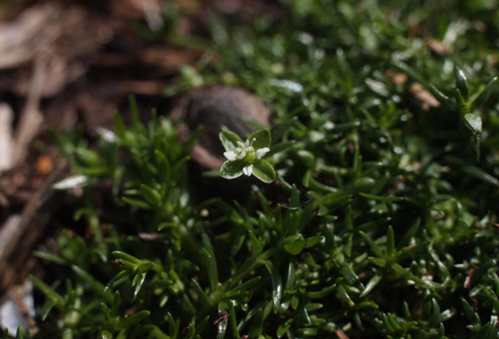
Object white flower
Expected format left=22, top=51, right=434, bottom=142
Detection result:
left=223, top=141, right=254, bottom=161
left=242, top=165, right=253, bottom=176
left=256, top=147, right=270, bottom=159
left=223, top=150, right=237, bottom=161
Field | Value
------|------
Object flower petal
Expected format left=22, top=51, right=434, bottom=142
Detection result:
left=256, top=147, right=270, bottom=159
left=242, top=165, right=253, bottom=176
left=223, top=151, right=237, bottom=161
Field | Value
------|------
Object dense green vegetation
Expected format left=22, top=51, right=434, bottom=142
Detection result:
left=12, top=1, right=499, bottom=338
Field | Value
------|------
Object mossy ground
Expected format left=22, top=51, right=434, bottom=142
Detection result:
left=10, top=1, right=499, bottom=338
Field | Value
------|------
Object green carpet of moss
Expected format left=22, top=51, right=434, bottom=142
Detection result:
left=15, top=1, right=499, bottom=338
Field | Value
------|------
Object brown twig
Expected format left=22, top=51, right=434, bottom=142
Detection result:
left=0, top=103, right=14, bottom=172
left=13, top=55, right=45, bottom=166
left=0, top=160, right=67, bottom=295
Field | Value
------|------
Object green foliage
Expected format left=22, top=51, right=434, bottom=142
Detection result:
left=27, top=1, right=499, bottom=338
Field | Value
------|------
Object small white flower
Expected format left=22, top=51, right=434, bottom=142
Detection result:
left=256, top=147, right=270, bottom=159
left=224, top=150, right=237, bottom=161
left=242, top=165, right=253, bottom=176
left=224, top=141, right=256, bottom=161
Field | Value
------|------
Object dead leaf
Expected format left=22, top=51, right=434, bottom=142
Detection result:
left=385, top=70, right=408, bottom=86
left=426, top=38, right=450, bottom=55
left=410, top=83, right=441, bottom=110
left=336, top=330, right=350, bottom=339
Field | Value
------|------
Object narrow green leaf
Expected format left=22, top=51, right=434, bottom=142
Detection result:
left=361, top=275, right=382, bottom=297
left=474, top=76, right=498, bottom=107
left=200, top=246, right=219, bottom=291
left=340, top=264, right=359, bottom=285
left=34, top=250, right=66, bottom=265
left=129, top=95, right=141, bottom=129
left=304, top=235, right=323, bottom=249
left=116, top=329, right=127, bottom=339
left=277, top=320, right=292, bottom=338
left=132, top=272, right=147, bottom=300
left=455, top=67, right=469, bottom=98
left=464, top=113, right=482, bottom=135
left=112, top=251, right=141, bottom=265
left=464, top=112, right=482, bottom=159
left=430, top=298, right=442, bottom=325
left=461, top=163, right=499, bottom=187
left=30, top=275, right=64, bottom=308
left=336, top=284, right=354, bottom=307
left=122, top=310, right=150, bottom=329
left=107, top=270, right=130, bottom=290
left=40, top=301, right=56, bottom=321
left=71, top=265, right=114, bottom=303
left=306, top=283, right=337, bottom=299
left=113, top=113, right=126, bottom=140
left=285, top=263, right=296, bottom=290
left=263, top=261, right=283, bottom=310
left=386, top=225, right=395, bottom=257
left=227, top=302, right=240, bottom=339
left=140, top=184, right=163, bottom=206
left=252, top=160, right=276, bottom=183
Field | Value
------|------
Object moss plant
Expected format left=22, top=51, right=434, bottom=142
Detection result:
left=17, top=1, right=499, bottom=338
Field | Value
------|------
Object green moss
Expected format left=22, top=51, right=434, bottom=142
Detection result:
left=24, top=1, right=499, bottom=338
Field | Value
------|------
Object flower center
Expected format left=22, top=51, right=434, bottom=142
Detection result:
left=243, top=147, right=256, bottom=163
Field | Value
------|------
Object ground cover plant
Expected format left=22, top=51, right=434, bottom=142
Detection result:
left=9, top=0, right=499, bottom=338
